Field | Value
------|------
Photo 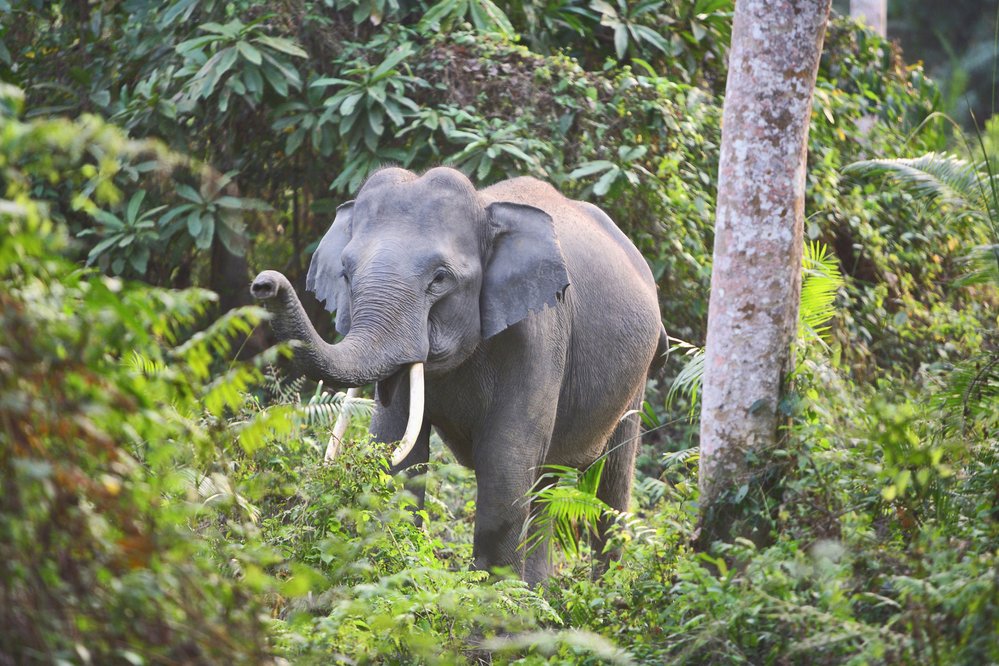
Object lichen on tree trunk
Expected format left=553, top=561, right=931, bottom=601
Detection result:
left=697, top=0, right=832, bottom=548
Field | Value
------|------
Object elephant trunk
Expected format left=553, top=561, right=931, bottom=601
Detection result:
left=250, top=270, right=427, bottom=465
left=249, top=270, right=404, bottom=388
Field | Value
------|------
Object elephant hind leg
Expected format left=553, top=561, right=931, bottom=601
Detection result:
left=592, top=390, right=643, bottom=577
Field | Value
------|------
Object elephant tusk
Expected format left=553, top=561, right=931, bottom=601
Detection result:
left=325, top=387, right=361, bottom=462
left=390, top=362, right=425, bottom=467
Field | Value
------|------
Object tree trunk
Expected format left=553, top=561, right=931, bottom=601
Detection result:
left=697, top=0, right=832, bottom=548
left=850, top=0, right=887, bottom=37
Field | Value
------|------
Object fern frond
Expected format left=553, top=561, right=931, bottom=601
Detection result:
left=132, top=287, right=219, bottom=345
left=522, top=462, right=611, bottom=562
left=177, top=468, right=261, bottom=523
left=799, top=241, right=845, bottom=348
left=666, top=242, right=843, bottom=420
left=233, top=404, right=297, bottom=454
left=124, top=349, right=168, bottom=376
left=662, top=446, right=699, bottom=469
left=956, top=243, right=999, bottom=286
left=611, top=511, right=664, bottom=550
left=845, top=153, right=989, bottom=214
left=297, top=389, right=374, bottom=428
left=932, top=351, right=999, bottom=436
left=171, top=305, right=268, bottom=380
left=665, top=339, right=704, bottom=420
left=203, top=364, right=263, bottom=417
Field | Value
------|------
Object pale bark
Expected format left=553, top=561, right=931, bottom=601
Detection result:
left=850, top=0, right=887, bottom=37
left=698, top=0, right=832, bottom=544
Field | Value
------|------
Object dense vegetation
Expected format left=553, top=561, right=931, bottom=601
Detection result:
left=1, top=0, right=996, bottom=663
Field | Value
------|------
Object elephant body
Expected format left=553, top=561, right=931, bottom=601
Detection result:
left=251, top=167, right=666, bottom=583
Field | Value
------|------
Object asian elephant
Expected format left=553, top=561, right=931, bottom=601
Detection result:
left=250, top=166, right=667, bottom=584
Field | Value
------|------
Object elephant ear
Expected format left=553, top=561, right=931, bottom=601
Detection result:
left=306, top=201, right=354, bottom=335
left=481, top=201, right=570, bottom=339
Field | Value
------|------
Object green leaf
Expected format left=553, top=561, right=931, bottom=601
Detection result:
left=339, top=92, right=364, bottom=117
left=614, top=24, right=629, bottom=59
left=285, top=127, right=305, bottom=155
left=311, top=77, right=352, bottom=89
left=129, top=245, right=150, bottom=274
left=593, top=167, right=620, bottom=196
left=126, top=190, right=146, bottom=224
left=472, top=0, right=516, bottom=36
left=175, top=35, right=216, bottom=56
left=236, top=40, right=263, bottom=65
left=195, top=216, right=215, bottom=250
left=569, top=160, right=615, bottom=179
left=86, top=235, right=122, bottom=265
left=367, top=107, right=384, bottom=136
left=187, top=210, right=203, bottom=237
left=93, top=209, right=125, bottom=229
left=175, top=184, right=202, bottom=204
left=260, top=62, right=289, bottom=97
left=418, top=0, right=462, bottom=32
left=198, top=19, right=245, bottom=39
left=254, top=35, right=308, bottom=59
left=210, top=46, right=240, bottom=89
left=372, top=44, right=414, bottom=79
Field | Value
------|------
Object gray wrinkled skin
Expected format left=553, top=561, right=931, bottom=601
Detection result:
left=251, top=167, right=667, bottom=584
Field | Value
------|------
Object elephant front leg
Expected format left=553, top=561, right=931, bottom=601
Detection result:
left=471, top=421, right=557, bottom=583
left=471, top=460, right=536, bottom=580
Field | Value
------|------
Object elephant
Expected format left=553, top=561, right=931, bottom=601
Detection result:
left=250, top=166, right=667, bottom=584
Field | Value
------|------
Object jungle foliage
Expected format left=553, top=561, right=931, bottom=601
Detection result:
left=1, top=0, right=997, bottom=664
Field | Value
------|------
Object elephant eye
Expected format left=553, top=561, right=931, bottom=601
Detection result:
left=428, top=268, right=450, bottom=291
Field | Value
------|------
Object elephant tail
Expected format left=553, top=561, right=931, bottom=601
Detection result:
left=650, top=323, right=670, bottom=376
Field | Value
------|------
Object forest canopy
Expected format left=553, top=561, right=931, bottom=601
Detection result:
left=1, top=0, right=997, bottom=664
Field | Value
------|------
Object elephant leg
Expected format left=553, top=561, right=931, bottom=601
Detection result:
left=523, top=476, right=555, bottom=585
left=592, top=389, right=643, bottom=576
left=471, top=392, right=559, bottom=581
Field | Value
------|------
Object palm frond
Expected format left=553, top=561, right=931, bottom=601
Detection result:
left=799, top=241, right=844, bottom=348
left=665, top=339, right=705, bottom=420
left=297, top=383, right=373, bottom=428
left=845, top=153, right=989, bottom=215
left=171, top=305, right=268, bottom=380
left=932, top=352, right=999, bottom=437
left=522, top=461, right=611, bottom=562
left=955, top=243, right=999, bottom=286
left=662, top=445, right=699, bottom=469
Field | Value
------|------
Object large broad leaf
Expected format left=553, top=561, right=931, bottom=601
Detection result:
left=254, top=35, right=308, bottom=59
left=175, top=184, right=203, bottom=204
left=86, top=235, right=123, bottom=265
left=569, top=160, right=615, bottom=179
left=418, top=0, right=463, bottom=32
left=195, top=216, right=215, bottom=250
left=468, top=0, right=515, bottom=37
left=126, top=190, right=146, bottom=224
left=129, top=245, right=150, bottom=274
left=372, top=44, right=414, bottom=79
left=614, top=24, right=629, bottom=59
left=236, top=41, right=262, bottom=65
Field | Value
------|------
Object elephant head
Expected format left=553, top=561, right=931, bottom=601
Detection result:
left=250, top=167, right=569, bottom=458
